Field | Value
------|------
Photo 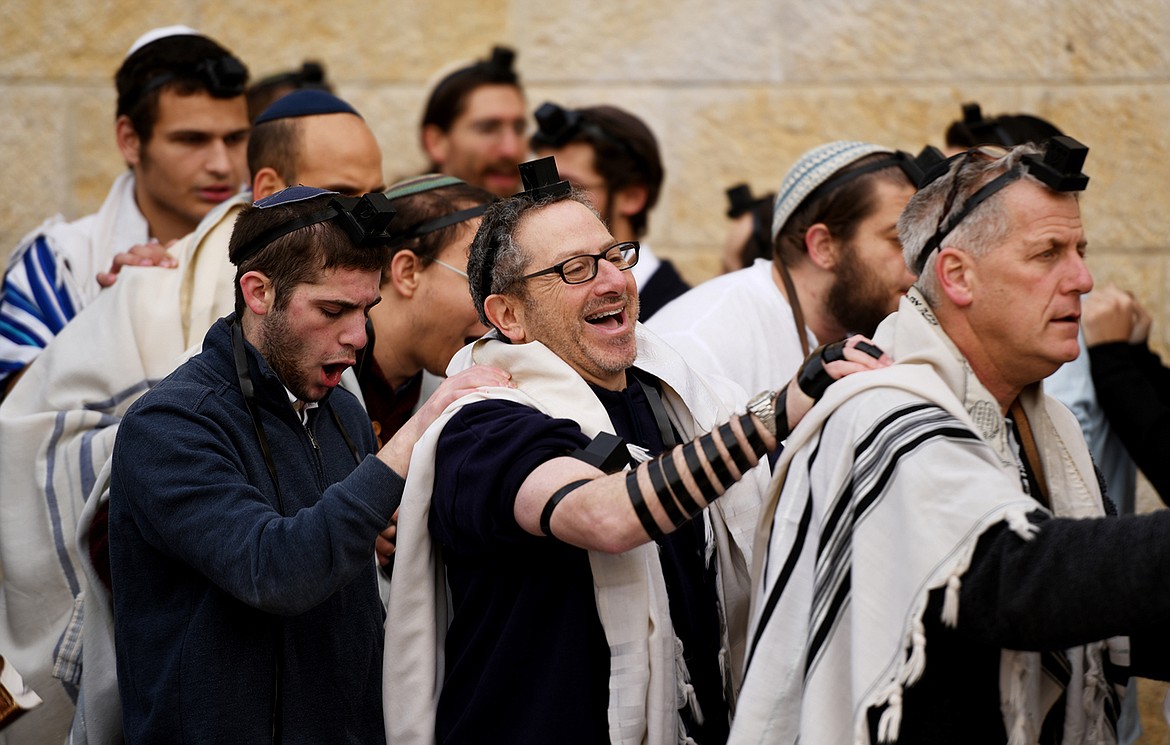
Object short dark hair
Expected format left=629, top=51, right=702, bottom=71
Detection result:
left=532, top=105, right=663, bottom=238
left=773, top=153, right=913, bottom=268
left=115, top=33, right=248, bottom=143
left=944, top=102, right=1064, bottom=150
left=421, top=45, right=521, bottom=134
left=467, top=189, right=594, bottom=329
left=246, top=61, right=332, bottom=123
left=385, top=181, right=495, bottom=284
left=246, top=117, right=299, bottom=185
left=229, top=194, right=391, bottom=317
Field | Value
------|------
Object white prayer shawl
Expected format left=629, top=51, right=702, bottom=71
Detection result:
left=1, top=171, right=147, bottom=369
left=729, top=289, right=1118, bottom=745
left=384, top=325, right=768, bottom=745
left=0, top=194, right=244, bottom=745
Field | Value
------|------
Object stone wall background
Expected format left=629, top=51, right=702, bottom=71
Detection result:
left=4, top=1, right=1170, bottom=349
left=3, top=0, right=1170, bottom=737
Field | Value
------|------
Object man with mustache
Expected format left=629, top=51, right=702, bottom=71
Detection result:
left=383, top=158, right=888, bottom=744
left=530, top=101, right=690, bottom=319
left=419, top=45, right=528, bottom=199
left=730, top=139, right=1170, bottom=745
left=108, top=187, right=508, bottom=743
left=650, top=141, right=922, bottom=399
left=0, top=26, right=250, bottom=395
left=0, top=89, right=480, bottom=745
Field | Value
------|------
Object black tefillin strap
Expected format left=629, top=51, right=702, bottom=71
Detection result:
left=780, top=145, right=943, bottom=356
left=913, top=135, right=1090, bottom=275
left=234, top=192, right=397, bottom=265
left=231, top=321, right=362, bottom=516
left=531, top=102, right=644, bottom=163
left=388, top=204, right=491, bottom=249
left=473, top=156, right=570, bottom=306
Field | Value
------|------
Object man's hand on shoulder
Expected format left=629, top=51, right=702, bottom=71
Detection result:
left=784, top=334, right=891, bottom=430
left=376, top=364, right=513, bottom=476
left=96, top=239, right=178, bottom=288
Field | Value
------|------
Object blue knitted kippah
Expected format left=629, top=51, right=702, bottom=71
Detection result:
left=254, top=89, right=360, bottom=125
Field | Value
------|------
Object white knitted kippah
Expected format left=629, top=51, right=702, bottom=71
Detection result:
left=771, top=140, right=893, bottom=240
left=125, top=25, right=202, bottom=59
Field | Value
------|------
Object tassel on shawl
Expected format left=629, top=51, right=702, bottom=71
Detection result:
left=1082, top=642, right=1118, bottom=744
left=1004, top=652, right=1035, bottom=745
left=673, top=636, right=705, bottom=726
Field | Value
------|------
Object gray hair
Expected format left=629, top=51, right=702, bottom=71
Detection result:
left=467, top=189, right=599, bottom=328
left=899, top=143, right=1045, bottom=304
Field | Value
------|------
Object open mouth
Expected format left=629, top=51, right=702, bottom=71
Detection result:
left=586, top=307, right=626, bottom=330
left=321, top=362, right=350, bottom=387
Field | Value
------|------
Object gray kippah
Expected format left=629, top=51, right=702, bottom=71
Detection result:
left=772, top=141, right=892, bottom=240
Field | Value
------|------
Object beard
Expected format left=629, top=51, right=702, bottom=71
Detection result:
left=825, top=242, right=898, bottom=337
left=256, top=308, right=317, bottom=402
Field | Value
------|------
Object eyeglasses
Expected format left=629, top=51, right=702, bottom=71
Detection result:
left=431, top=258, right=469, bottom=279
left=522, top=241, right=640, bottom=285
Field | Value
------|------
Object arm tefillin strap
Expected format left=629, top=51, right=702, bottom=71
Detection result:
left=541, top=432, right=629, bottom=539
left=569, top=431, right=629, bottom=473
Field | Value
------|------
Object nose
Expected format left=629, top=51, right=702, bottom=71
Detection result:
left=498, top=127, right=523, bottom=160
left=205, top=139, right=232, bottom=178
left=592, top=256, right=628, bottom=295
left=341, top=316, right=369, bottom=351
left=1068, top=252, right=1094, bottom=295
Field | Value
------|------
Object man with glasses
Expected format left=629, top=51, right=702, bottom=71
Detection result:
left=730, top=139, right=1170, bottom=745
left=382, top=157, right=889, bottom=744
left=419, top=46, right=527, bottom=199
left=531, top=102, right=689, bottom=319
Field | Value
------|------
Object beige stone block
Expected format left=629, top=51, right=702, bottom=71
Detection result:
left=0, top=87, right=70, bottom=262
left=778, top=1, right=1056, bottom=82
left=339, top=87, right=433, bottom=187
left=202, top=1, right=511, bottom=84
left=516, top=0, right=780, bottom=83
left=69, top=88, right=124, bottom=218
left=0, top=3, right=197, bottom=78
left=1021, top=86, right=1170, bottom=254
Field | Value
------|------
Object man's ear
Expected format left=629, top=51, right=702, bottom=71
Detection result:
left=804, top=223, right=838, bottom=270
left=936, top=247, right=975, bottom=307
left=484, top=294, right=526, bottom=342
left=115, top=115, right=143, bottom=168
left=239, top=271, right=275, bottom=316
left=421, top=124, right=449, bottom=166
left=612, top=183, right=648, bottom=219
left=252, top=167, right=289, bottom=201
left=386, top=250, right=422, bottom=298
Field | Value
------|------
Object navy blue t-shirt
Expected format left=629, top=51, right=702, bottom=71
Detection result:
left=429, top=374, right=730, bottom=744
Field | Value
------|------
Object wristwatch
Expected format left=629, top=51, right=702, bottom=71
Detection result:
left=746, top=389, right=780, bottom=439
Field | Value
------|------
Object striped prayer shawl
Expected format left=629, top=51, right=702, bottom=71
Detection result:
left=728, top=289, right=1118, bottom=745
left=0, top=195, right=243, bottom=745
left=0, top=171, right=147, bottom=380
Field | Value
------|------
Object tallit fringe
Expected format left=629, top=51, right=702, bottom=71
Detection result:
left=1083, top=642, right=1117, bottom=744
left=1004, top=652, right=1034, bottom=745
left=673, top=636, right=704, bottom=728
left=1004, top=507, right=1039, bottom=541
left=866, top=506, right=1036, bottom=743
